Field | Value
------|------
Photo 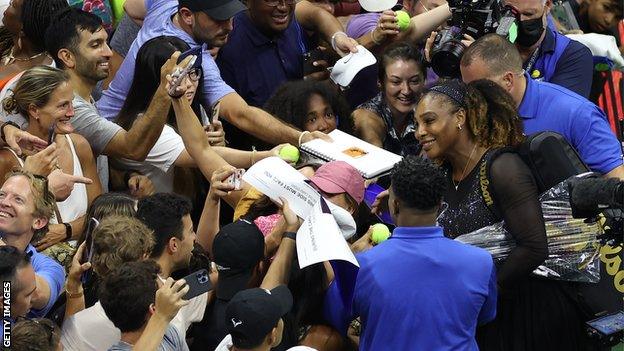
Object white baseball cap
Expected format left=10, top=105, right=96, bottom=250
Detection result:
left=358, top=0, right=397, bottom=12
left=330, top=45, right=377, bottom=88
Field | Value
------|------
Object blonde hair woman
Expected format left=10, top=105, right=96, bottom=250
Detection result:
left=0, top=65, right=102, bottom=265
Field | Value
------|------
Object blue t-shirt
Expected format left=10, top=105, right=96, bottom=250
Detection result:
left=108, top=325, right=188, bottom=351
left=25, top=244, right=65, bottom=318
left=324, top=226, right=497, bottom=351
left=216, top=12, right=309, bottom=108
left=519, top=75, right=624, bottom=174
left=96, top=0, right=235, bottom=120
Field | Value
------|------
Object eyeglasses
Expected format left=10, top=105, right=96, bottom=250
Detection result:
left=188, top=68, right=202, bottom=82
left=263, top=0, right=295, bottom=7
left=14, top=316, right=57, bottom=345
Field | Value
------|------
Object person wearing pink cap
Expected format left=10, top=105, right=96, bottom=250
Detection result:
left=308, top=160, right=365, bottom=215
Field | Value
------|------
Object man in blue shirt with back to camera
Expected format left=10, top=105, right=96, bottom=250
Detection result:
left=461, top=34, right=624, bottom=180
left=324, top=156, right=497, bottom=350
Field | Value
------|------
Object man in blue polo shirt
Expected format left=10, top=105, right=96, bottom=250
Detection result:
left=98, top=0, right=329, bottom=147
left=505, top=0, right=593, bottom=98
left=0, top=171, right=64, bottom=318
left=461, top=34, right=624, bottom=179
left=324, top=156, right=497, bottom=350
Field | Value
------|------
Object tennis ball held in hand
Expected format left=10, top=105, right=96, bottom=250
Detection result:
left=279, top=144, right=300, bottom=163
left=396, top=11, right=410, bottom=32
left=370, top=223, right=391, bottom=244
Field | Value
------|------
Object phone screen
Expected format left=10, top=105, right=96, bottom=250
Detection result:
left=364, top=183, right=394, bottom=225
left=81, top=218, right=99, bottom=284
left=587, top=311, right=624, bottom=335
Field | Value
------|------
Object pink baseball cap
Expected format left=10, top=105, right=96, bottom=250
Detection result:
left=309, top=161, right=365, bottom=204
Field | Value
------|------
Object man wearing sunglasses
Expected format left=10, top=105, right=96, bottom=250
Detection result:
left=0, top=171, right=64, bottom=318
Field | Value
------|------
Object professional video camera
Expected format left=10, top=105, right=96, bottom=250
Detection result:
left=430, top=0, right=519, bottom=78
left=568, top=173, right=623, bottom=245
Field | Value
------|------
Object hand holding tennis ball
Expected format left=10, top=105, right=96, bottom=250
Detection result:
left=370, top=223, right=391, bottom=244
left=279, top=144, right=300, bottom=163
left=395, top=11, right=410, bottom=32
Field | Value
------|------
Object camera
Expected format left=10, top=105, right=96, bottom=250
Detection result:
left=430, top=0, right=519, bottom=78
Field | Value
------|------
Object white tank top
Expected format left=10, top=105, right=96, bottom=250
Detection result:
left=5, top=134, right=88, bottom=223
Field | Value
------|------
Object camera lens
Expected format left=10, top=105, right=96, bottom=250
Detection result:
left=430, top=40, right=465, bottom=78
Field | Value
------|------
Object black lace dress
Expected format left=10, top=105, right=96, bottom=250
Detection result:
left=438, top=149, right=590, bottom=351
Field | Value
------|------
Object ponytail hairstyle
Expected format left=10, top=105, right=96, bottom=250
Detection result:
left=2, top=66, right=70, bottom=118
left=425, top=79, right=524, bottom=148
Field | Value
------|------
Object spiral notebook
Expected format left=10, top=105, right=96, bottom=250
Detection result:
left=301, top=129, right=403, bottom=179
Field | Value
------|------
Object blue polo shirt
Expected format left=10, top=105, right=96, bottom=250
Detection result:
left=519, top=75, right=624, bottom=174
left=324, top=226, right=497, bottom=350
left=25, top=244, right=64, bottom=318
left=526, top=28, right=593, bottom=98
left=216, top=12, right=310, bottom=108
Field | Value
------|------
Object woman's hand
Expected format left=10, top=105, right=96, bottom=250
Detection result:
left=23, top=143, right=59, bottom=176
left=208, top=166, right=237, bottom=202
left=373, top=10, right=401, bottom=43
left=162, top=51, right=195, bottom=98
left=66, top=242, right=91, bottom=292
left=204, top=120, right=226, bottom=146
left=128, top=173, right=155, bottom=199
left=279, top=197, right=303, bottom=232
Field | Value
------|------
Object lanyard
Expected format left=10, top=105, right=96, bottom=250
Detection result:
left=524, top=47, right=541, bottom=77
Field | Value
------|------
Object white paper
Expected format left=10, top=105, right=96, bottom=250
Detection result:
left=242, top=157, right=319, bottom=218
left=296, top=200, right=359, bottom=269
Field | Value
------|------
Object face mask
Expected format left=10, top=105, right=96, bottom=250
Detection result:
left=517, top=15, right=545, bottom=47
left=325, top=199, right=357, bottom=240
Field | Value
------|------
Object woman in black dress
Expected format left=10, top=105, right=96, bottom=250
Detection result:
left=414, top=79, right=589, bottom=351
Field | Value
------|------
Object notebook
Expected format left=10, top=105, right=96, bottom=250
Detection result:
left=300, top=129, right=403, bottom=179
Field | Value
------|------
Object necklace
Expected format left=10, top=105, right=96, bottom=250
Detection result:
left=3, top=47, right=48, bottom=65
left=452, top=144, right=478, bottom=191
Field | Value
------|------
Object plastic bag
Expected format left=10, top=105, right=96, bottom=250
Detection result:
left=455, top=178, right=602, bottom=283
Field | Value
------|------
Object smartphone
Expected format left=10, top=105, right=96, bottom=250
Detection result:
left=225, top=169, right=245, bottom=191
left=211, top=101, right=220, bottom=126
left=179, top=46, right=202, bottom=64
left=364, top=183, right=394, bottom=225
left=303, top=48, right=326, bottom=76
left=182, top=269, right=213, bottom=300
left=586, top=311, right=624, bottom=336
left=47, top=125, right=56, bottom=144
left=81, top=217, right=99, bottom=284
left=168, top=55, right=197, bottom=96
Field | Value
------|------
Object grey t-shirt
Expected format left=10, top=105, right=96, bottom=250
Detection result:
left=108, top=325, right=189, bottom=351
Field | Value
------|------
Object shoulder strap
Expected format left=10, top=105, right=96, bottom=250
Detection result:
left=478, top=147, right=515, bottom=221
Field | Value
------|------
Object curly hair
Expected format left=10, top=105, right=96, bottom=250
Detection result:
left=390, top=156, right=447, bottom=210
left=90, top=216, right=155, bottom=276
left=263, top=80, right=353, bottom=134
left=136, top=193, right=192, bottom=258
left=99, top=260, right=160, bottom=333
left=424, top=79, right=524, bottom=149
left=21, top=0, right=69, bottom=51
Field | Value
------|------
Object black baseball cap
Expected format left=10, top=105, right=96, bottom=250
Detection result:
left=213, top=219, right=265, bottom=300
left=178, top=0, right=246, bottom=21
left=225, top=285, right=293, bottom=349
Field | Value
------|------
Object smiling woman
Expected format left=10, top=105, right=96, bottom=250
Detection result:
left=0, top=65, right=102, bottom=266
left=352, top=41, right=426, bottom=156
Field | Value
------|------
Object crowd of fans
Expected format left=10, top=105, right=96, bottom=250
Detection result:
left=0, top=0, right=622, bottom=350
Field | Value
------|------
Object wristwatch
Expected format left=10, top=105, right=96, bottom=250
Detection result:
left=283, top=231, right=297, bottom=241
left=63, top=222, right=73, bottom=241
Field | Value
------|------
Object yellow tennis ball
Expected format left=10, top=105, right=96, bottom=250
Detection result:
left=371, top=223, right=391, bottom=244
left=396, top=11, right=411, bottom=32
left=279, top=144, right=300, bottom=163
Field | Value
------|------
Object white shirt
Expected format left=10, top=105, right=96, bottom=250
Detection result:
left=61, top=293, right=208, bottom=351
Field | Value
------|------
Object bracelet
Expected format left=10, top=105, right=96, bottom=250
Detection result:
left=370, top=28, right=382, bottom=45
left=283, top=231, right=297, bottom=241
left=63, top=222, right=73, bottom=241
left=65, top=287, right=84, bottom=299
left=0, top=121, right=19, bottom=143
left=330, top=31, right=347, bottom=51
left=251, top=146, right=257, bottom=165
left=298, top=131, right=310, bottom=147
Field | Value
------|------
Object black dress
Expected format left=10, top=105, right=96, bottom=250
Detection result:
left=438, top=149, right=590, bottom=351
